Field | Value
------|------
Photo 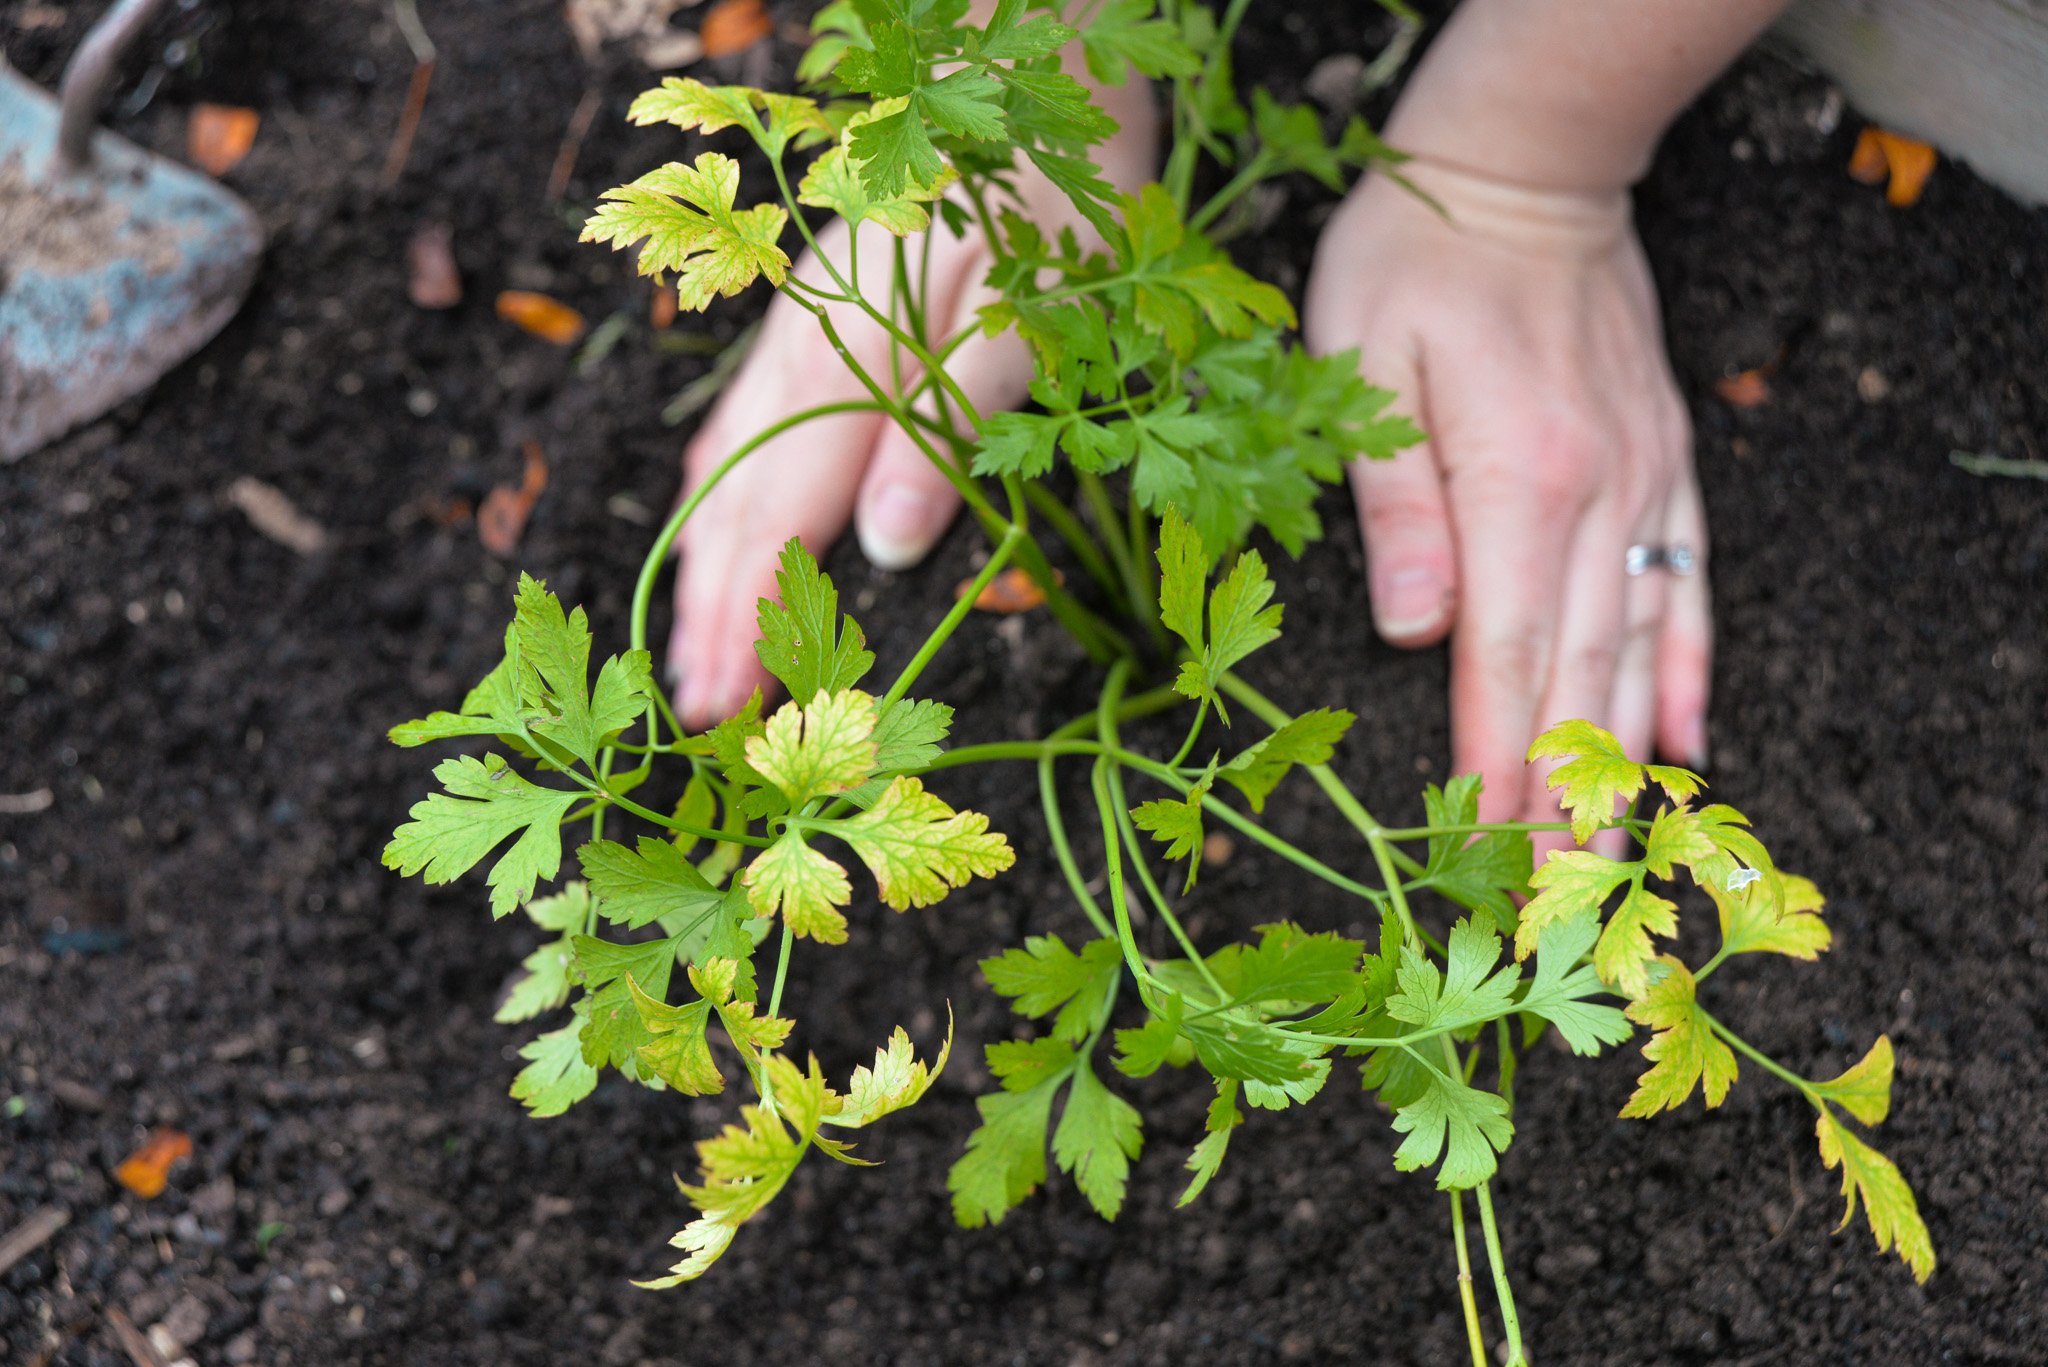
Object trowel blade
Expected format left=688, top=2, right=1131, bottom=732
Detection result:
left=1, top=61, right=263, bottom=462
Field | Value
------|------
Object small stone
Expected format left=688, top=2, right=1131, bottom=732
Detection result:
left=1857, top=366, right=1891, bottom=402
left=1303, top=53, right=1367, bottom=111
left=224, top=1332, right=258, bottom=1363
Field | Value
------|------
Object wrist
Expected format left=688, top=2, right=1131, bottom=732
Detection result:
left=1354, top=158, right=1632, bottom=261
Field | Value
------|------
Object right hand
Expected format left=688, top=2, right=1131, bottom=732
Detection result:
left=1304, top=160, right=1712, bottom=850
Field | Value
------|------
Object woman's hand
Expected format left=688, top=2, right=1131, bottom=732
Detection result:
left=1305, top=160, right=1712, bottom=841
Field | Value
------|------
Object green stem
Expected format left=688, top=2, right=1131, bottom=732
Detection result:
left=1188, top=151, right=1275, bottom=235
left=1368, top=829, right=1422, bottom=948
left=880, top=527, right=1021, bottom=710
left=1196, top=794, right=1388, bottom=906
left=1166, top=696, right=1210, bottom=769
left=1077, top=471, right=1161, bottom=650
left=1040, top=752, right=1118, bottom=942
left=1022, top=481, right=1122, bottom=608
left=1702, top=1008, right=1820, bottom=1099
left=1473, top=1181, right=1527, bottom=1367
left=766, top=921, right=796, bottom=1021
left=1110, top=767, right=1227, bottom=998
left=1450, top=1189, right=1489, bottom=1367
left=628, top=400, right=886, bottom=655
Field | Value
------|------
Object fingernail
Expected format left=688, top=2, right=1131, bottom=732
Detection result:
left=1685, top=715, right=1710, bottom=772
left=859, top=484, right=942, bottom=570
left=1373, top=566, right=1450, bottom=639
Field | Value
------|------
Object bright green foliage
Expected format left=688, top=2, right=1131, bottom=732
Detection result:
left=982, top=934, right=1123, bottom=1042
left=1155, top=504, right=1282, bottom=718
left=835, top=776, right=1015, bottom=908
left=579, top=836, right=723, bottom=932
left=510, top=575, right=655, bottom=767
left=385, top=3, right=1933, bottom=1321
left=495, top=883, right=587, bottom=1024
left=755, top=539, right=876, bottom=706
left=383, top=753, right=579, bottom=919
left=1219, top=708, right=1353, bottom=811
left=1814, top=1036, right=1894, bottom=1126
left=1388, top=918, right=1520, bottom=1035
left=1527, top=720, right=1702, bottom=845
left=1815, top=1107, right=1935, bottom=1283
left=1053, top=1060, right=1145, bottom=1218
left=1390, top=1056, right=1514, bottom=1190
left=511, top=1013, right=599, bottom=1117
left=744, top=833, right=853, bottom=944
left=1130, top=757, right=1216, bottom=889
left=1619, top=956, right=1738, bottom=1117
left=1412, top=774, right=1533, bottom=932
left=1514, top=909, right=1631, bottom=1056
left=582, top=153, right=792, bottom=311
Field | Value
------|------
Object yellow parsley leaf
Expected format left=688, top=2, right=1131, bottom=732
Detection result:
left=1709, top=868, right=1832, bottom=961
left=745, top=688, right=879, bottom=807
left=1594, top=883, right=1679, bottom=1000
left=1813, top=1035, right=1894, bottom=1126
left=826, top=1013, right=954, bottom=1128
left=835, top=776, right=1014, bottom=910
left=1618, top=955, right=1737, bottom=1118
left=582, top=151, right=791, bottom=312
left=1528, top=720, right=1700, bottom=844
left=1815, top=1107, right=1935, bottom=1283
left=1515, top=848, right=1633, bottom=961
left=742, top=833, right=852, bottom=943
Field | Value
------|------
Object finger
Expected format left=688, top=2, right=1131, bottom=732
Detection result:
left=669, top=288, right=884, bottom=729
left=1346, top=346, right=1459, bottom=647
left=1441, top=431, right=1573, bottom=830
left=855, top=291, right=1032, bottom=570
left=1654, top=469, right=1713, bottom=771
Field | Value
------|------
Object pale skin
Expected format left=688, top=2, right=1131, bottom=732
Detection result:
left=668, top=0, right=1795, bottom=848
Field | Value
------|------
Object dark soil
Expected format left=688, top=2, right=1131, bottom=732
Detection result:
left=4, top=3, right=2046, bottom=1365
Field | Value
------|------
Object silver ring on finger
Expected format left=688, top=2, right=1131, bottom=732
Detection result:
left=1625, top=542, right=1698, bottom=577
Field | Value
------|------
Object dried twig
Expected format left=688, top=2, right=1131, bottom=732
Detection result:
left=546, top=86, right=603, bottom=202
left=380, top=0, right=438, bottom=188
left=0, top=1207, right=69, bottom=1277
left=106, top=1308, right=168, bottom=1367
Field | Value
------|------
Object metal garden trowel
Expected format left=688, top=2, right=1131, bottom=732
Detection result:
left=1, top=0, right=262, bottom=462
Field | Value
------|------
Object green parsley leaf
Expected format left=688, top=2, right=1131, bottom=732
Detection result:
left=1176, top=1078, right=1242, bottom=1206
left=579, top=835, right=724, bottom=932
left=1514, top=908, right=1632, bottom=1056
left=1080, top=0, right=1200, bottom=84
left=510, top=1012, right=600, bottom=1117
left=1386, top=917, right=1521, bottom=1035
left=1390, top=1057, right=1515, bottom=1190
left=982, top=934, right=1124, bottom=1043
left=1156, top=502, right=1209, bottom=652
left=1173, top=546, right=1282, bottom=718
left=383, top=753, right=579, bottom=919
left=503, top=575, right=653, bottom=767
left=1210, top=921, right=1363, bottom=1007
left=1218, top=708, right=1354, bottom=812
left=949, top=1071, right=1064, bottom=1228
left=754, top=538, right=875, bottom=706
left=1052, top=1060, right=1145, bottom=1219
left=625, top=975, right=722, bottom=1095
left=1130, top=757, right=1217, bottom=890
left=1407, top=774, right=1533, bottom=934
left=574, top=934, right=682, bottom=1070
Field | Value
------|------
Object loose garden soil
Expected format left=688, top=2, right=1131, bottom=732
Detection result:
left=3, top=3, right=2045, bottom=1365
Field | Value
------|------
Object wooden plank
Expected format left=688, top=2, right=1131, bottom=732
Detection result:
left=1775, top=0, right=2048, bottom=205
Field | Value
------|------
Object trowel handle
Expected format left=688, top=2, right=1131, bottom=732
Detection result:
left=56, top=0, right=174, bottom=170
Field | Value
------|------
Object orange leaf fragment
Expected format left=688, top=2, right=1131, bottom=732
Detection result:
left=1847, top=127, right=1889, bottom=185
left=1846, top=127, right=1937, bottom=207
left=1714, top=369, right=1771, bottom=408
left=956, top=566, right=1059, bottom=613
left=187, top=104, right=259, bottom=176
left=478, top=443, right=550, bottom=557
left=650, top=283, right=678, bottom=330
left=700, top=0, right=773, bottom=57
left=114, top=1128, right=193, bottom=1200
left=496, top=290, right=586, bottom=345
